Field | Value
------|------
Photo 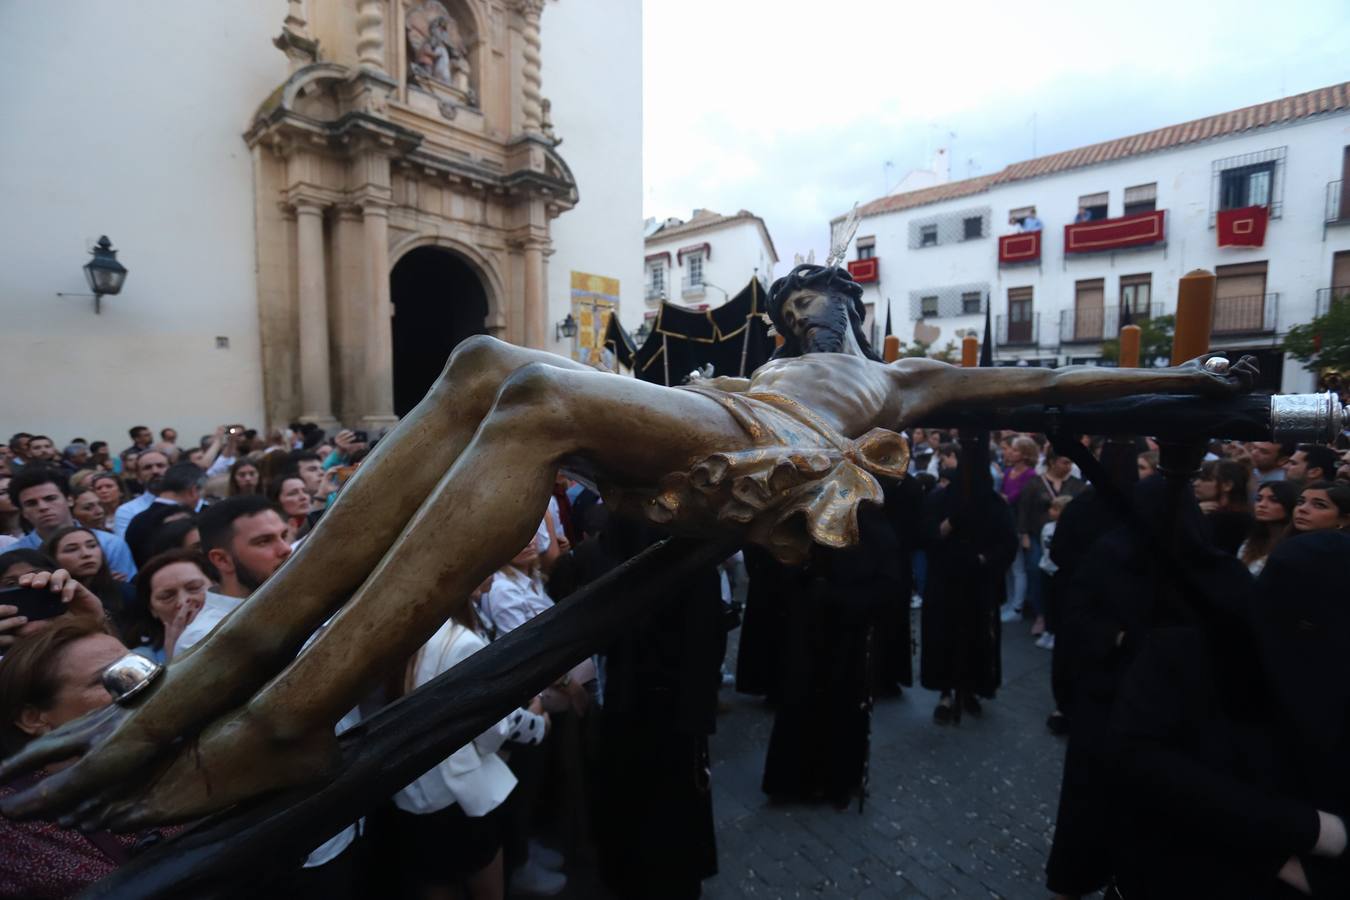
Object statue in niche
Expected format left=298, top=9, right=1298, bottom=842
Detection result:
left=407, top=1, right=474, bottom=103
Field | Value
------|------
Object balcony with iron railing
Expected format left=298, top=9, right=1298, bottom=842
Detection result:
left=996, top=312, right=1040, bottom=347
left=645, top=283, right=666, bottom=302
left=1316, top=285, right=1350, bottom=317
left=1211, top=293, right=1278, bottom=336
left=1059, top=303, right=1163, bottom=344
left=681, top=276, right=705, bottom=298
left=1326, top=180, right=1350, bottom=226
left=847, top=258, right=879, bottom=283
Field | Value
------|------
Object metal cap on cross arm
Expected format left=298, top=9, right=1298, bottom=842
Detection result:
left=1269, top=392, right=1349, bottom=444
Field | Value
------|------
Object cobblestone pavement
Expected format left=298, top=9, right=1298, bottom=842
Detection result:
left=703, top=616, right=1066, bottom=900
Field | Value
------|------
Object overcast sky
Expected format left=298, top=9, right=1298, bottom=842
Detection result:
left=643, top=0, right=1350, bottom=269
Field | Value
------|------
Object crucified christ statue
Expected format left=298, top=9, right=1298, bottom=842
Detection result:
left=0, top=264, right=1255, bottom=831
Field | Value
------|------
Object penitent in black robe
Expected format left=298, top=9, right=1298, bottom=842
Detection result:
left=871, top=477, right=920, bottom=693
left=586, top=522, right=726, bottom=900
left=918, top=485, right=1017, bottom=697
left=738, top=478, right=917, bottom=701
left=733, top=544, right=789, bottom=700
left=760, top=502, right=904, bottom=804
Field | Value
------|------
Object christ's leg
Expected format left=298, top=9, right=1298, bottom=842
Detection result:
left=0, top=337, right=588, bottom=820
left=86, top=363, right=748, bottom=827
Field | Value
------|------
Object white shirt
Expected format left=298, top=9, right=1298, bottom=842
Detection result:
left=480, top=565, right=552, bottom=636
left=174, top=590, right=358, bottom=868
left=534, top=498, right=565, bottom=554
left=174, top=591, right=243, bottom=656
left=112, top=492, right=157, bottom=536
left=393, top=621, right=519, bottom=817
left=205, top=454, right=236, bottom=478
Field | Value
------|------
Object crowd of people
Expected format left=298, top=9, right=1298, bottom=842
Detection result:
left=0, top=423, right=728, bottom=899
left=0, top=415, right=1348, bottom=899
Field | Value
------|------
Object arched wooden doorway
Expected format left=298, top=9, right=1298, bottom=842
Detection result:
left=389, top=246, right=489, bottom=416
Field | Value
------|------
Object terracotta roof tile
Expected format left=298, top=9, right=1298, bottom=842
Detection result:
left=848, top=81, right=1350, bottom=221
left=646, top=209, right=779, bottom=263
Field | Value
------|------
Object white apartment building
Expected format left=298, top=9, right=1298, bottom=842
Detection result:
left=643, top=209, right=778, bottom=317
left=838, top=82, right=1350, bottom=392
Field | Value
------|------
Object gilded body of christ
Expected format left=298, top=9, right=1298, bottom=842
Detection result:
left=0, top=264, right=1254, bottom=829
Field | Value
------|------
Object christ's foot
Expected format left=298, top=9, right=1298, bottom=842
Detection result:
left=77, top=708, right=341, bottom=832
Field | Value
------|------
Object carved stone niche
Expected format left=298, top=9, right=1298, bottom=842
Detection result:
left=405, top=0, right=479, bottom=119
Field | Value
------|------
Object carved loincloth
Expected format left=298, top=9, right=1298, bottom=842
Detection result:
left=604, top=387, right=910, bottom=565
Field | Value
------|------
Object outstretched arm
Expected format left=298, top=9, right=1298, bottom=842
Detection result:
left=892, top=353, right=1257, bottom=428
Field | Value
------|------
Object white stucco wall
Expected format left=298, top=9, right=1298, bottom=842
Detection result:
left=0, top=1, right=284, bottom=445
left=541, top=0, right=644, bottom=358
left=858, top=111, right=1350, bottom=391
left=644, top=217, right=777, bottom=312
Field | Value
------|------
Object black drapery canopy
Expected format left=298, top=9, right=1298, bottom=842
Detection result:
left=601, top=310, right=638, bottom=371
left=623, top=279, right=776, bottom=386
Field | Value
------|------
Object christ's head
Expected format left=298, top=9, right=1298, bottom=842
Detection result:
left=766, top=264, right=882, bottom=361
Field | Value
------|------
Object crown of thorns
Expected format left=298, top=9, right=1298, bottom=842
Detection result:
left=766, top=264, right=867, bottom=332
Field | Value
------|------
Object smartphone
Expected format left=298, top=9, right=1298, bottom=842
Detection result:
left=351, top=430, right=368, bottom=445
left=0, top=586, right=67, bottom=622
left=227, top=424, right=245, bottom=435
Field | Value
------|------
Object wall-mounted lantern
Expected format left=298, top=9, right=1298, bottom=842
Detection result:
left=82, top=236, right=129, bottom=314
left=556, top=313, right=578, bottom=341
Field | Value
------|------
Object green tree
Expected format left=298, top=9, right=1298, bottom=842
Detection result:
left=894, top=338, right=960, bottom=363
left=1284, top=296, right=1350, bottom=373
left=1101, top=314, right=1175, bottom=367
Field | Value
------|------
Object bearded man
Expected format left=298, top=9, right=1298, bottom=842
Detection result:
left=178, top=496, right=295, bottom=650
left=0, top=264, right=1256, bottom=830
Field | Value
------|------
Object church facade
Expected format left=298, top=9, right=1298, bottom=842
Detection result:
left=0, top=0, right=642, bottom=439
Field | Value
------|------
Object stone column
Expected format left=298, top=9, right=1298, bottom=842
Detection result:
left=361, top=201, right=398, bottom=427
left=283, top=0, right=308, bottom=35
left=523, top=240, right=546, bottom=349
left=332, top=205, right=368, bottom=423
left=294, top=200, right=337, bottom=428
left=355, top=0, right=387, bottom=72
left=514, top=0, right=545, bottom=134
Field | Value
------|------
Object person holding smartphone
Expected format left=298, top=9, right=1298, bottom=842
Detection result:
left=42, top=526, right=138, bottom=636
left=0, top=556, right=107, bottom=652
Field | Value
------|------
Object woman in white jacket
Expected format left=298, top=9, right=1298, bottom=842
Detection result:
left=391, top=576, right=548, bottom=900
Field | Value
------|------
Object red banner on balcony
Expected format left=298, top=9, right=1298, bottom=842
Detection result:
left=1216, top=205, right=1269, bottom=248
left=847, top=258, right=879, bottom=283
left=999, top=231, right=1041, bottom=264
left=1064, top=209, right=1166, bottom=253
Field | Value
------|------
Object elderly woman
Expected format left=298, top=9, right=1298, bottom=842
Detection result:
left=124, top=550, right=217, bottom=663
left=0, top=616, right=171, bottom=898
